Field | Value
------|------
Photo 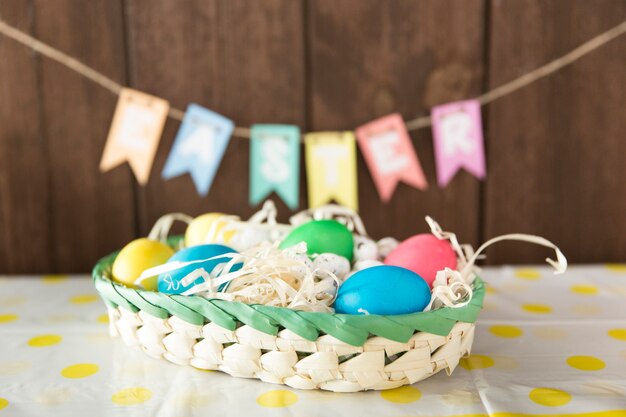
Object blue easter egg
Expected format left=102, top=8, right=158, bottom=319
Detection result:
left=158, top=244, right=240, bottom=294
left=334, top=265, right=431, bottom=315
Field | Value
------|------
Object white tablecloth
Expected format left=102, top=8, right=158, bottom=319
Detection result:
left=1, top=264, right=625, bottom=416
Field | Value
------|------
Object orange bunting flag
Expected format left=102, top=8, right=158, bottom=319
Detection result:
left=99, top=88, right=169, bottom=185
left=305, top=132, right=358, bottom=211
left=356, top=113, right=427, bottom=202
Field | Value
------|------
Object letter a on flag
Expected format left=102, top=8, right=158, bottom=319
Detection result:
left=162, top=104, right=234, bottom=196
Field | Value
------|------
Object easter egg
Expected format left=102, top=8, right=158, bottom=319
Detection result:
left=384, top=234, right=457, bottom=287
left=185, top=213, right=236, bottom=247
left=279, top=220, right=354, bottom=261
left=334, top=265, right=430, bottom=315
left=158, top=244, right=240, bottom=294
left=112, top=238, right=175, bottom=291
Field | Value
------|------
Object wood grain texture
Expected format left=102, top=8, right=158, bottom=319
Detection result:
left=484, top=0, right=626, bottom=263
left=33, top=0, right=136, bottom=271
left=1, top=0, right=625, bottom=273
left=123, top=0, right=307, bottom=235
left=307, top=0, right=486, bottom=244
left=0, top=1, right=52, bottom=273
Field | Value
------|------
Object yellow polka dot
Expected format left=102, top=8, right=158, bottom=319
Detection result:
left=112, top=387, right=152, bottom=406
left=28, top=334, right=62, bottom=347
left=256, top=390, right=298, bottom=408
left=571, top=284, right=599, bottom=295
left=0, top=314, right=18, bottom=324
left=0, top=398, right=7, bottom=410
left=380, top=386, right=421, bottom=403
left=61, top=363, right=99, bottom=378
left=42, top=274, right=68, bottom=284
left=533, top=327, right=568, bottom=340
left=460, top=354, right=495, bottom=370
left=522, top=303, right=553, bottom=314
left=485, top=286, right=496, bottom=295
left=567, top=355, right=606, bottom=371
left=609, top=329, right=626, bottom=341
left=490, top=325, right=523, bottom=338
left=70, top=294, right=98, bottom=304
left=97, top=314, right=109, bottom=324
left=606, top=263, right=626, bottom=273
left=515, top=268, right=541, bottom=280
left=529, top=387, right=571, bottom=407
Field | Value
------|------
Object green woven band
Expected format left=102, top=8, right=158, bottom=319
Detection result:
left=93, top=240, right=484, bottom=347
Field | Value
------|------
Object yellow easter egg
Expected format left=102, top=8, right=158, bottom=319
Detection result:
left=111, top=238, right=175, bottom=290
left=185, top=213, right=236, bottom=247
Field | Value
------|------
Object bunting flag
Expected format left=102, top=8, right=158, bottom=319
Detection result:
left=162, top=104, right=234, bottom=196
left=431, top=99, right=486, bottom=187
left=99, top=88, right=169, bottom=185
left=249, top=124, right=300, bottom=210
left=305, top=132, right=358, bottom=211
left=356, top=113, right=428, bottom=202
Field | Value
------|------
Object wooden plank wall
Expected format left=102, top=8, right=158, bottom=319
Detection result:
left=0, top=0, right=624, bottom=273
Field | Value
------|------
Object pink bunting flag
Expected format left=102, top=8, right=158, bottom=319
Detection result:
left=431, top=100, right=486, bottom=187
left=356, top=113, right=427, bottom=202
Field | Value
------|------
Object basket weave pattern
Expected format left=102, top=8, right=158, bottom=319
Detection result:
left=107, top=306, right=475, bottom=392
left=94, top=246, right=484, bottom=392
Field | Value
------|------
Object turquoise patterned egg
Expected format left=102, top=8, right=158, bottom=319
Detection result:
left=157, top=244, right=240, bottom=294
left=334, top=265, right=431, bottom=315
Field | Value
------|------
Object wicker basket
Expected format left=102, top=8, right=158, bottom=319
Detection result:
left=93, top=238, right=485, bottom=393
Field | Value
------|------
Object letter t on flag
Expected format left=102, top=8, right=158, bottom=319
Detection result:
left=305, top=132, right=358, bottom=211
left=431, top=99, right=486, bottom=187
left=162, top=104, right=234, bottom=196
left=356, top=113, right=428, bottom=202
left=249, top=124, right=300, bottom=210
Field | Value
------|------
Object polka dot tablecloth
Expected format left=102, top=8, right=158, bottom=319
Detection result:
left=1, top=265, right=626, bottom=416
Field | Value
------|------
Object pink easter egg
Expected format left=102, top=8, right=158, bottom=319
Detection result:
left=383, top=234, right=457, bottom=287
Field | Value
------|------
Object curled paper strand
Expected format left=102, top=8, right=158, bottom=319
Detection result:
left=425, top=217, right=567, bottom=309
left=461, top=234, right=568, bottom=280
left=424, top=268, right=473, bottom=311
left=149, top=242, right=340, bottom=313
left=147, top=213, right=193, bottom=243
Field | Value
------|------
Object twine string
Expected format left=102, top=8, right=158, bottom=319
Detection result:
left=1, top=17, right=625, bottom=138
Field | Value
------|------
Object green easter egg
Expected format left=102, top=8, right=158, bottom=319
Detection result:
left=112, top=238, right=175, bottom=290
left=279, top=220, right=354, bottom=261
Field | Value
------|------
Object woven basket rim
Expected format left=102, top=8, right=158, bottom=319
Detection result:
left=92, top=240, right=485, bottom=347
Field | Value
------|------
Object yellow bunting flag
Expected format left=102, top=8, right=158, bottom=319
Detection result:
left=99, top=88, right=169, bottom=185
left=305, top=131, right=358, bottom=211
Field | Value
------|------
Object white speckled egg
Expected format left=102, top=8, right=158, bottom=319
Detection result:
left=377, top=237, right=399, bottom=258
left=313, top=253, right=351, bottom=279
left=353, top=236, right=379, bottom=262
